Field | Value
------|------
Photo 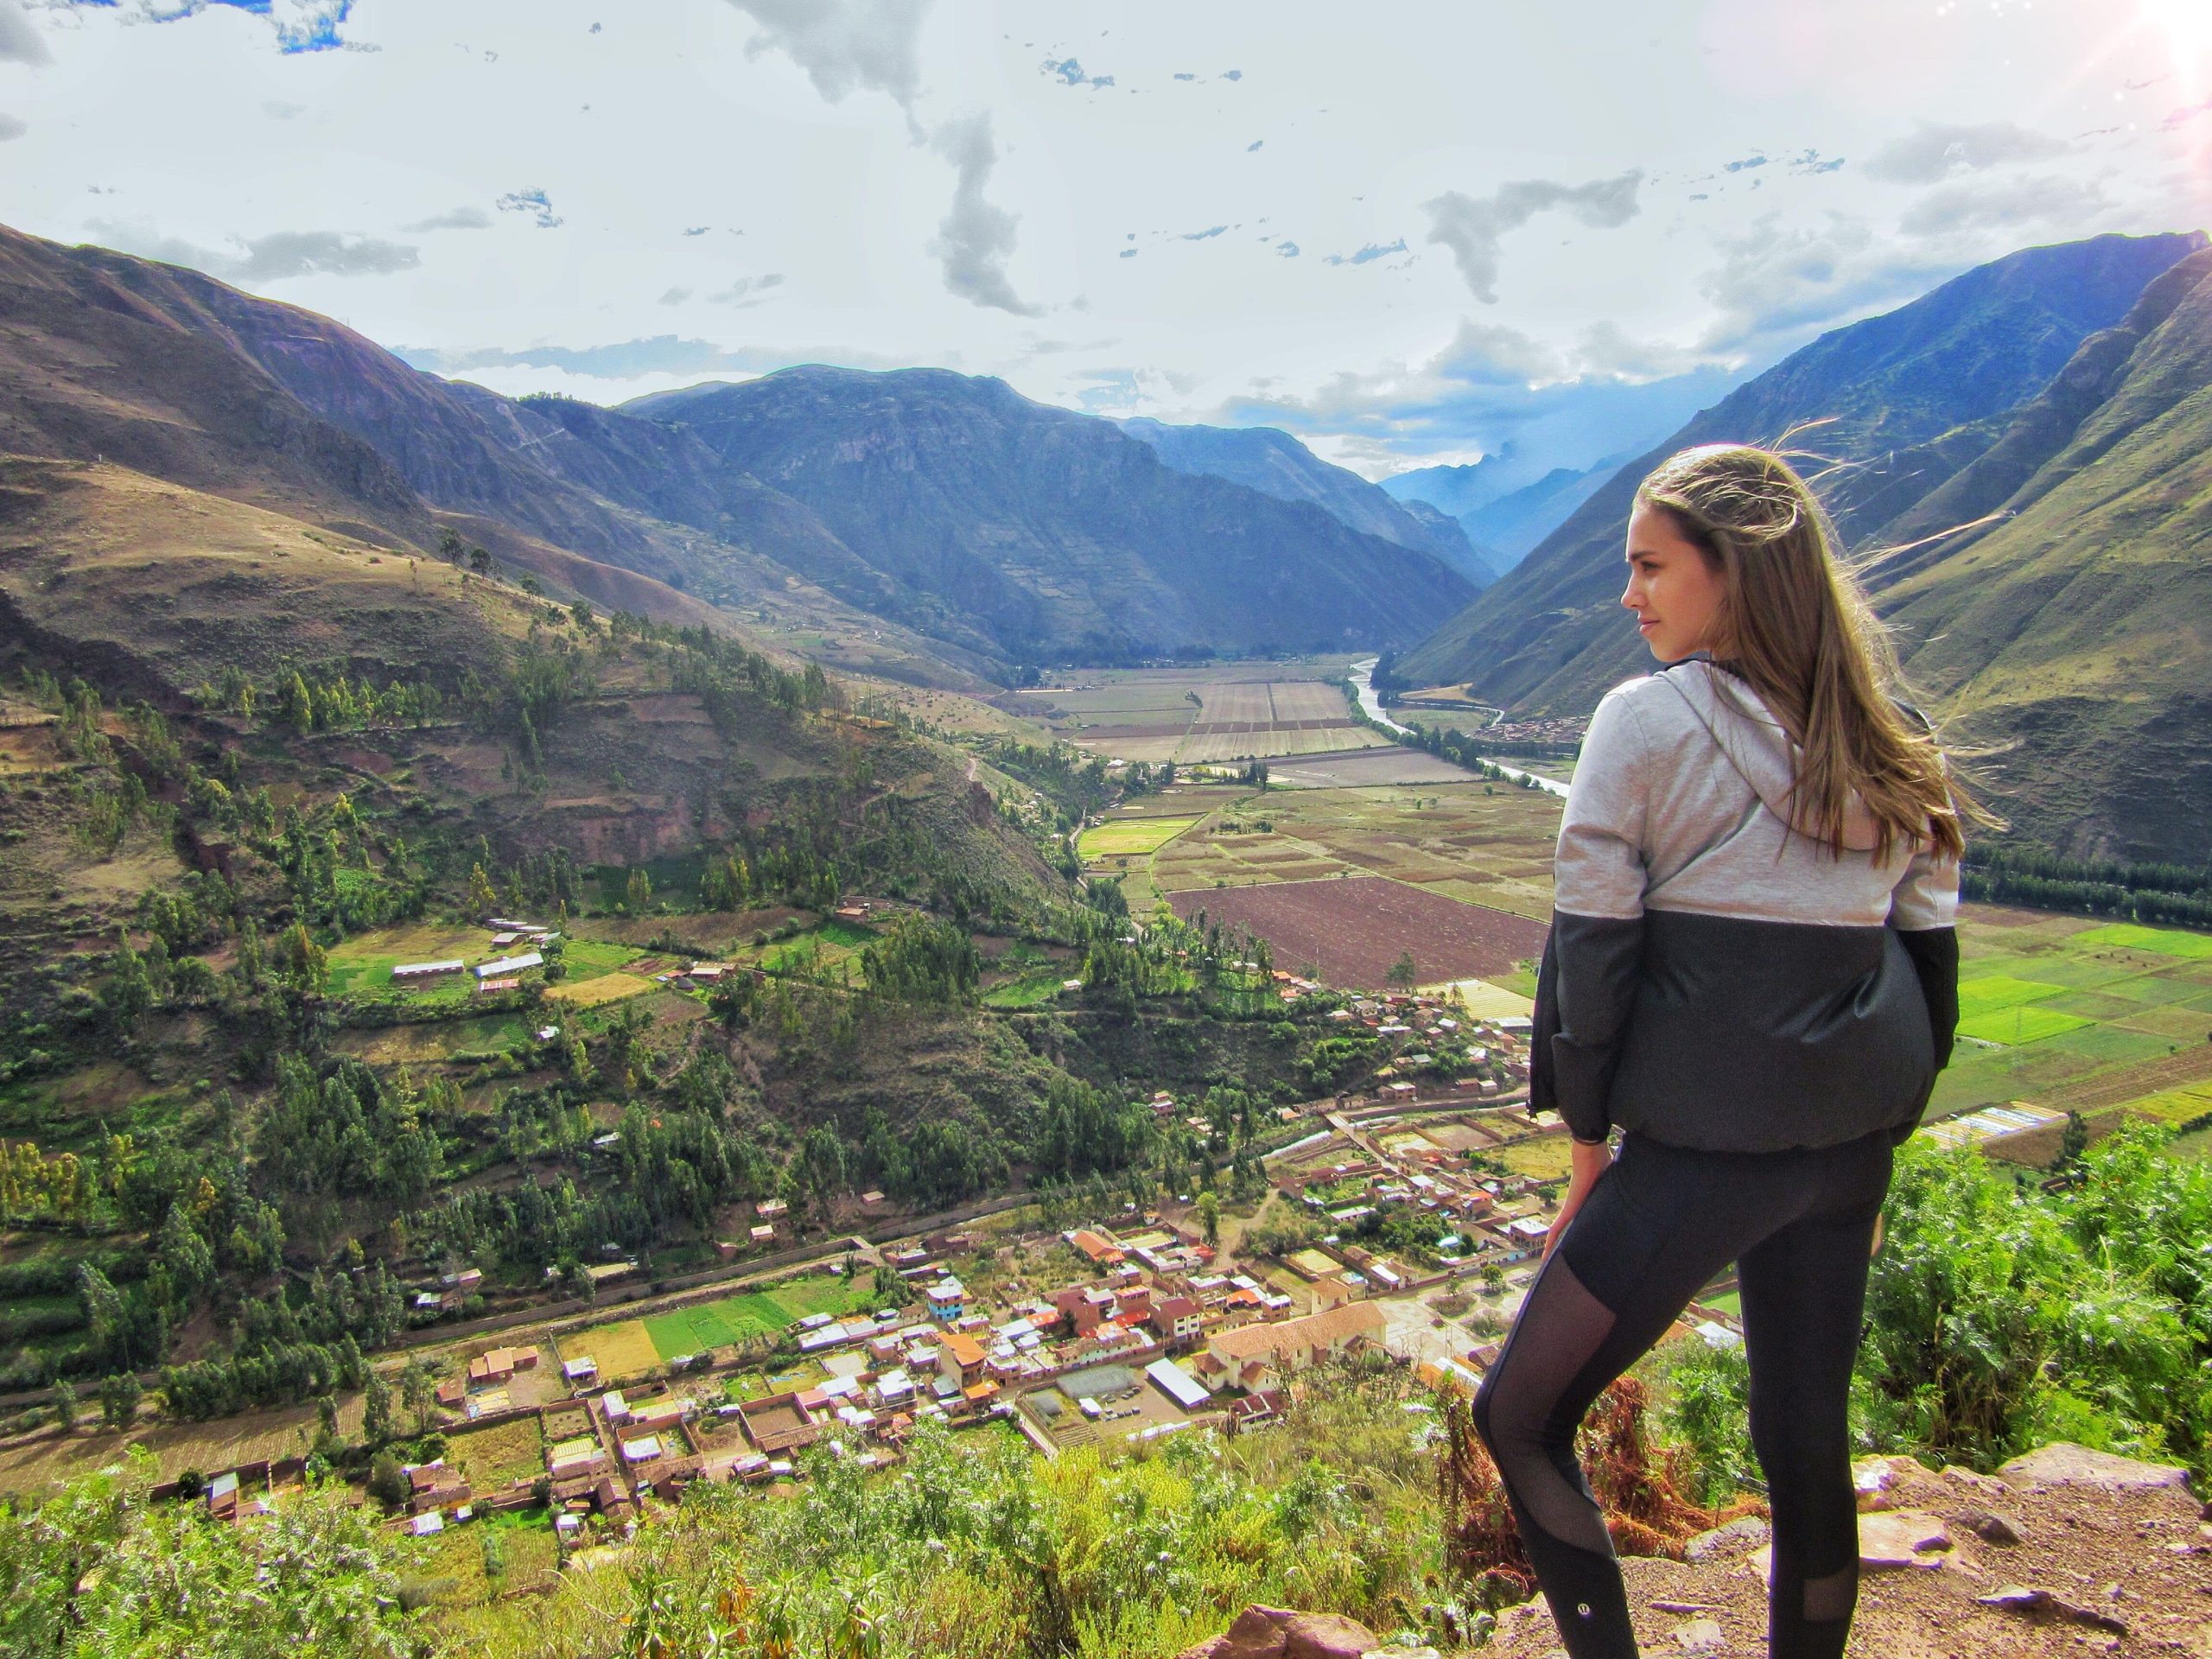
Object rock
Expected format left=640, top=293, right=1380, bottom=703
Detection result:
left=1671, top=1617, right=1726, bottom=1652
left=1974, top=1584, right=2130, bottom=1635
left=1956, top=1506, right=2024, bottom=1546
left=1851, top=1455, right=1916, bottom=1510
left=1998, top=1443, right=2191, bottom=1495
left=1649, top=1600, right=1720, bottom=1615
left=1746, top=1511, right=1949, bottom=1586
left=1683, top=1515, right=1769, bottom=1560
left=1856, top=1510, right=1952, bottom=1569
left=1174, top=1605, right=1384, bottom=1659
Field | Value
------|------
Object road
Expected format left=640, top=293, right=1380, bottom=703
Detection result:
left=1349, top=658, right=1570, bottom=801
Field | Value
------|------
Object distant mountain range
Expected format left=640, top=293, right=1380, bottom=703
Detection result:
left=1395, top=230, right=2212, bottom=861
left=1117, top=416, right=1505, bottom=586
left=1382, top=448, right=1635, bottom=567
left=0, top=223, right=1469, bottom=684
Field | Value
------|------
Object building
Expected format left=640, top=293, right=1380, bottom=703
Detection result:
left=473, top=952, right=543, bottom=982
left=1148, top=1294, right=1204, bottom=1345
left=1145, top=1357, right=1211, bottom=1413
left=1069, top=1229, right=1126, bottom=1267
left=1203, top=1302, right=1386, bottom=1394
left=391, top=959, right=463, bottom=981
left=925, top=1275, right=967, bottom=1321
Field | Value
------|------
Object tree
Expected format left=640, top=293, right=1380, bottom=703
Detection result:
left=626, top=868, right=653, bottom=912
left=1386, top=950, right=1419, bottom=990
left=360, top=1370, right=393, bottom=1446
left=466, top=862, right=498, bottom=920
left=366, top=1451, right=410, bottom=1511
left=99, top=1371, right=142, bottom=1431
left=401, top=1358, right=439, bottom=1436
left=272, top=923, right=328, bottom=995
left=1198, top=1191, right=1221, bottom=1247
left=52, top=1380, right=76, bottom=1432
left=467, top=545, right=492, bottom=575
left=101, top=928, right=152, bottom=1033
left=2054, top=1109, right=2089, bottom=1175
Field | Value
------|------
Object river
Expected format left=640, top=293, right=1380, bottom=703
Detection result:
left=1349, top=658, right=1570, bottom=801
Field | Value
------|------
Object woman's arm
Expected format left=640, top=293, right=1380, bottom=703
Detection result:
left=1887, top=836, right=1961, bottom=1141
left=1531, top=687, right=1652, bottom=1147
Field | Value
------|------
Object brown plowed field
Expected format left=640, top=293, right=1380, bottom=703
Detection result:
left=1168, top=876, right=1548, bottom=988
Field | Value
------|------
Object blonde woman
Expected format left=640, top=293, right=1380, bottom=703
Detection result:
left=1474, top=445, right=1967, bottom=1659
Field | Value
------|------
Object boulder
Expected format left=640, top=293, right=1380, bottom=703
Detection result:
left=1173, top=1605, right=1383, bottom=1659
left=1998, top=1443, right=2191, bottom=1495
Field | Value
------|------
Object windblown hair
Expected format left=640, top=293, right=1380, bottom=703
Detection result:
left=1635, top=442, right=1974, bottom=861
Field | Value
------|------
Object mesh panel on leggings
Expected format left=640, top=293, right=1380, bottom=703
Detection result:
left=1479, top=1255, right=1618, bottom=1558
left=1802, top=1564, right=1855, bottom=1628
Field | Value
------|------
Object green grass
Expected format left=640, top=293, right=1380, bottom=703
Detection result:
left=1956, top=1005, right=2094, bottom=1046
left=561, top=938, right=645, bottom=976
left=640, top=1276, right=874, bottom=1361
left=982, top=969, right=1072, bottom=1008
left=2072, top=922, right=2212, bottom=960
left=1077, top=816, right=1198, bottom=859
left=1955, top=975, right=2069, bottom=1019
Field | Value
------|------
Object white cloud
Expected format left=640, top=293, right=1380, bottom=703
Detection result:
left=401, top=207, right=492, bottom=232
left=0, top=111, right=23, bottom=141
left=0, top=0, right=50, bottom=66
left=91, top=221, right=419, bottom=283
left=1422, top=172, right=1643, bottom=302
left=1897, top=174, right=2111, bottom=238
left=722, top=0, right=930, bottom=121
left=495, top=189, right=562, bottom=229
left=929, top=112, right=1040, bottom=316
left=1863, top=120, right=2070, bottom=184
left=709, top=272, right=785, bottom=306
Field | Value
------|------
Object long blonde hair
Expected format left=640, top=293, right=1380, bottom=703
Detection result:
left=1635, top=443, right=1974, bottom=861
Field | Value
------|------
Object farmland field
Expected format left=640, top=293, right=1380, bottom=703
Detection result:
left=1928, top=909, right=2212, bottom=1143
left=1168, top=875, right=1548, bottom=988
left=1014, top=660, right=1399, bottom=767
left=639, top=1276, right=874, bottom=1362
left=1077, top=816, right=1198, bottom=858
left=445, top=1416, right=545, bottom=1491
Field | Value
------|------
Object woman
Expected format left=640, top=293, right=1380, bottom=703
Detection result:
left=1472, top=444, right=1967, bottom=1659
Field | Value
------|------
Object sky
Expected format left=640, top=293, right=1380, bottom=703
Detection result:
left=2, top=0, right=2209, bottom=480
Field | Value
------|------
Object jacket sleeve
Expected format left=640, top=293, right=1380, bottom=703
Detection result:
left=1531, top=689, right=1650, bottom=1144
left=1887, top=837, right=1961, bottom=1141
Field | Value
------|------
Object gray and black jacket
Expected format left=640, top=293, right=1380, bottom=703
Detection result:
left=1530, top=658, right=1961, bottom=1154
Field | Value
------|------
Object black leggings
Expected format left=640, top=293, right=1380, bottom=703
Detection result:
left=1472, top=1128, right=1892, bottom=1659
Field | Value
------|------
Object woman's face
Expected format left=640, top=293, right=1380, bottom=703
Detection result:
left=1623, top=505, right=1727, bottom=663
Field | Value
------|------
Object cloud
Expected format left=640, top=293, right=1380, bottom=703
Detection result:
left=1437, top=321, right=1562, bottom=385
left=1325, top=237, right=1407, bottom=267
left=1862, top=120, right=2070, bottom=183
left=1572, top=320, right=1707, bottom=381
left=658, top=287, right=691, bottom=305
left=722, top=0, right=929, bottom=123
left=263, top=99, right=305, bottom=119
left=683, top=225, right=710, bottom=236
left=1274, top=240, right=1300, bottom=257
left=396, top=335, right=901, bottom=381
left=495, top=188, right=563, bottom=228
left=927, top=111, right=1040, bottom=315
left=1247, top=139, right=1262, bottom=152
left=91, top=221, right=420, bottom=283
left=1693, top=210, right=1957, bottom=352
left=0, top=0, right=51, bottom=66
left=1179, top=225, right=1228, bottom=242
left=709, top=272, right=785, bottom=305
left=1725, top=154, right=1770, bottom=173
left=101, top=0, right=365, bottom=54
left=0, top=111, right=22, bottom=142
left=1422, top=170, right=1643, bottom=302
left=1897, top=173, right=2110, bottom=238
left=1042, top=56, right=1113, bottom=90
left=401, top=207, right=492, bottom=232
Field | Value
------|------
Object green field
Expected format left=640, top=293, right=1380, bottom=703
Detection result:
left=1929, top=908, right=2212, bottom=1137
left=1955, top=1005, right=2093, bottom=1046
left=1078, top=816, right=1198, bottom=858
left=1955, top=975, right=2068, bottom=1019
left=2073, top=922, right=2212, bottom=959
left=639, top=1275, right=875, bottom=1361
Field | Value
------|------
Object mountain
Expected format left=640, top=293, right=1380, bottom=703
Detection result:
left=1454, top=456, right=1632, bottom=563
left=1397, top=232, right=2204, bottom=700
left=1393, top=230, right=2212, bottom=860
left=1118, top=416, right=1503, bottom=586
left=623, top=369, right=1475, bottom=662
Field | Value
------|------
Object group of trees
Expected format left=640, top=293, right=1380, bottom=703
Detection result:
left=1963, top=843, right=2212, bottom=928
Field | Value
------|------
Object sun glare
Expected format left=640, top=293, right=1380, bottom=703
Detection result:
left=2141, top=0, right=2212, bottom=76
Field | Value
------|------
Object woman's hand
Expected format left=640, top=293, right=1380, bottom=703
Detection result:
left=1543, top=1137, right=1616, bottom=1261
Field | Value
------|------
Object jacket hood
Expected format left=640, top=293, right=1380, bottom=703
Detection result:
left=1656, top=660, right=1884, bottom=852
